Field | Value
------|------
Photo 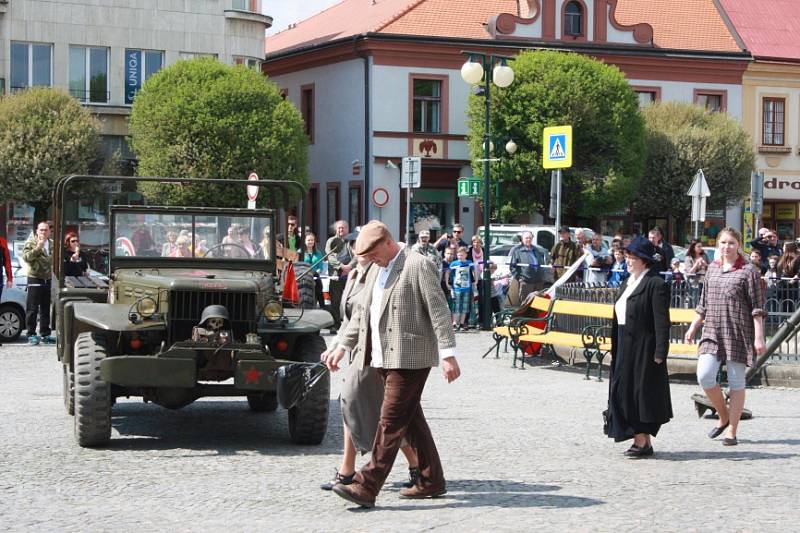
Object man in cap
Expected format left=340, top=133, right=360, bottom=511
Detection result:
left=326, top=220, right=357, bottom=333
left=550, top=226, right=581, bottom=281
left=411, top=229, right=442, bottom=268
left=321, top=220, right=460, bottom=508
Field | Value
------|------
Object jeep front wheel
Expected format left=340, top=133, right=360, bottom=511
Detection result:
left=288, top=335, right=329, bottom=445
left=73, top=332, right=112, bottom=447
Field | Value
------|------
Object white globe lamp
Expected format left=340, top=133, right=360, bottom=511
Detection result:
left=460, top=59, right=484, bottom=85
left=493, top=63, right=515, bottom=88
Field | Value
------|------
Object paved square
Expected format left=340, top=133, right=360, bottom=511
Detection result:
left=0, top=332, right=798, bottom=531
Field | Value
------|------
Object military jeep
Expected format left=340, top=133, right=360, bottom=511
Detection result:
left=53, top=175, right=332, bottom=447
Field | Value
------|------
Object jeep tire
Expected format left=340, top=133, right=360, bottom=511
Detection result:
left=246, top=392, right=278, bottom=412
left=73, top=332, right=112, bottom=447
left=288, top=334, right=329, bottom=445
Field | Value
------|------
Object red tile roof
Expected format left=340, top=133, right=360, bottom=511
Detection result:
left=718, top=0, right=800, bottom=61
left=614, top=0, right=741, bottom=53
left=266, top=0, right=742, bottom=56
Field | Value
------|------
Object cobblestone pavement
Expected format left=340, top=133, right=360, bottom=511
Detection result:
left=1, top=332, right=799, bottom=532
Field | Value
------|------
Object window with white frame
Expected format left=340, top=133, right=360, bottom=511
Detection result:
left=10, top=42, right=52, bottom=91
left=69, top=46, right=109, bottom=103
left=124, top=49, right=164, bottom=104
left=413, top=79, right=442, bottom=133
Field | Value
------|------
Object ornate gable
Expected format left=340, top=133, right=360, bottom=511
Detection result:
left=488, top=0, right=653, bottom=46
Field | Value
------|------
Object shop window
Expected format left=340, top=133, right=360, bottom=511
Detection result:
left=326, top=183, right=340, bottom=235
left=69, top=46, right=109, bottom=103
left=563, top=1, right=584, bottom=37
left=413, top=79, right=442, bottom=133
left=348, top=183, right=362, bottom=229
left=694, top=90, right=726, bottom=113
left=762, top=97, right=786, bottom=146
left=10, top=42, right=52, bottom=91
left=301, top=84, right=315, bottom=143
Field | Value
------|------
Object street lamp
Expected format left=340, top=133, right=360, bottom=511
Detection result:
left=461, top=51, right=515, bottom=331
left=493, top=138, right=518, bottom=219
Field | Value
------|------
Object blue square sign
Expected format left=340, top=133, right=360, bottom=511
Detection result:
left=549, top=134, right=567, bottom=161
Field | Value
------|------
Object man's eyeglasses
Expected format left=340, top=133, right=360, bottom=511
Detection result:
left=453, top=230, right=462, bottom=234
left=69, top=239, right=79, bottom=243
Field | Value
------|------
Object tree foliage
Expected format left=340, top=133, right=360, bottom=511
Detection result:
left=636, top=102, right=754, bottom=219
left=0, top=87, right=100, bottom=220
left=467, top=50, right=646, bottom=220
left=129, top=58, right=308, bottom=207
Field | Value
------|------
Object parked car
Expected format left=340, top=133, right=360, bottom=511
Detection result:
left=478, top=224, right=595, bottom=252
left=0, top=256, right=28, bottom=342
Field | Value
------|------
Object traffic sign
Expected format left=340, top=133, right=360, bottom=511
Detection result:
left=543, top=126, right=572, bottom=169
left=371, top=187, right=390, bottom=208
left=247, top=172, right=259, bottom=200
left=402, top=156, right=421, bottom=188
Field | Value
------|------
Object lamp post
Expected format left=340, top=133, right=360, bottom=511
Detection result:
left=461, top=52, right=515, bottom=331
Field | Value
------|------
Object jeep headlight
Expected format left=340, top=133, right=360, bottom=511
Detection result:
left=263, top=301, right=283, bottom=322
left=136, top=297, right=158, bottom=317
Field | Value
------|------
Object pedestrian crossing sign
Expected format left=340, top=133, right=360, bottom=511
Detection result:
left=543, top=125, right=572, bottom=169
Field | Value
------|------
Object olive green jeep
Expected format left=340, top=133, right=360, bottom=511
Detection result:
left=53, top=175, right=332, bottom=447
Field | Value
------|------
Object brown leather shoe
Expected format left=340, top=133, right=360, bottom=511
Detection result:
left=332, top=482, right=376, bottom=508
left=399, top=485, right=447, bottom=499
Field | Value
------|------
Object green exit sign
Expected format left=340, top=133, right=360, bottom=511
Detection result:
left=458, top=178, right=482, bottom=197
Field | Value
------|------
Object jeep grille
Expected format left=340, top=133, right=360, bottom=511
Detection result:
left=168, top=290, right=256, bottom=343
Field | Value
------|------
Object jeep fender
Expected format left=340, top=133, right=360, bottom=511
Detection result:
left=259, top=308, right=334, bottom=335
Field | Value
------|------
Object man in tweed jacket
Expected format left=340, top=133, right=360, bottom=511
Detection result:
left=322, top=220, right=460, bottom=508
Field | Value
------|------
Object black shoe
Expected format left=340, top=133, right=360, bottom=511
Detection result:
left=320, top=470, right=355, bottom=491
left=625, top=445, right=654, bottom=458
left=723, top=437, right=738, bottom=446
left=708, top=422, right=730, bottom=439
left=403, top=467, right=421, bottom=489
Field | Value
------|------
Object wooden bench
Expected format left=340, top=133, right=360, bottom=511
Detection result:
left=483, top=295, right=554, bottom=361
left=491, top=297, right=700, bottom=374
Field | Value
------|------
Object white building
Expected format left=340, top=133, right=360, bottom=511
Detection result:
left=0, top=0, right=271, bottom=239
left=264, top=0, right=750, bottom=244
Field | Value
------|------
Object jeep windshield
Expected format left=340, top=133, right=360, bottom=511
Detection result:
left=112, top=209, right=273, bottom=261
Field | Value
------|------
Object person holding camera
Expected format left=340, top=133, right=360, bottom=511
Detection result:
left=326, top=220, right=356, bottom=332
left=749, top=228, right=781, bottom=271
left=434, top=223, right=467, bottom=258
left=584, top=233, right=612, bottom=285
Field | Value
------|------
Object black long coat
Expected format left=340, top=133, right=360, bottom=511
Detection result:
left=609, top=269, right=673, bottom=429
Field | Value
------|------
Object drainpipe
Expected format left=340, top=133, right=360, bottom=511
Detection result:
left=358, top=38, right=371, bottom=223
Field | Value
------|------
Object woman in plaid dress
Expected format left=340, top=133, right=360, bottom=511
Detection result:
left=685, top=227, right=767, bottom=446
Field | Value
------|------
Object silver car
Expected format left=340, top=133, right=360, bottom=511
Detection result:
left=0, top=256, right=27, bottom=342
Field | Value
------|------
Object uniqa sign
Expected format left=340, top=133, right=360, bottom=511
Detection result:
left=125, top=49, right=141, bottom=105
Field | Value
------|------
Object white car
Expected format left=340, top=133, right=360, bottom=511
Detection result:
left=0, top=256, right=28, bottom=342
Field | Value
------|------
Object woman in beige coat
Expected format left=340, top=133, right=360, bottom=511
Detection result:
left=320, top=255, right=419, bottom=491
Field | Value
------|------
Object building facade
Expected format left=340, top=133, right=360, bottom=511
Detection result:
left=719, top=0, right=800, bottom=244
left=264, top=0, right=750, bottom=244
left=0, top=0, right=271, bottom=242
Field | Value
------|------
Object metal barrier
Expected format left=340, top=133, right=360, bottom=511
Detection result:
left=554, top=280, right=800, bottom=363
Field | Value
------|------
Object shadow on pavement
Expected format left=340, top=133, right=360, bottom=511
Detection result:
left=655, top=450, right=798, bottom=461
left=349, top=479, right=603, bottom=512
left=106, top=399, right=343, bottom=455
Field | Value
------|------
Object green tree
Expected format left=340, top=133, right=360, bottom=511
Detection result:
left=466, top=50, right=646, bottom=221
left=0, top=87, right=100, bottom=222
left=129, top=58, right=308, bottom=207
left=636, top=102, right=754, bottom=222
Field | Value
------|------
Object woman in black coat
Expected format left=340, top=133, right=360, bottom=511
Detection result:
left=608, top=236, right=673, bottom=458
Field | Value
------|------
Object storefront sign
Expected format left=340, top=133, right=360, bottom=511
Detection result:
left=764, top=176, right=800, bottom=200
left=125, top=49, right=141, bottom=104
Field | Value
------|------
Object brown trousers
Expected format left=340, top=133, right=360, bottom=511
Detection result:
left=355, top=367, right=445, bottom=496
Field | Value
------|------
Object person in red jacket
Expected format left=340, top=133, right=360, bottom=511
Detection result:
left=0, top=236, right=13, bottom=346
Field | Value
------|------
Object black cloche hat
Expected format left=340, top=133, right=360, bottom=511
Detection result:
left=625, top=235, right=658, bottom=263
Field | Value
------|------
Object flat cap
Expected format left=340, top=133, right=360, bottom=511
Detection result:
left=558, top=225, right=570, bottom=233
left=354, top=220, right=391, bottom=255
left=418, top=229, right=430, bottom=238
